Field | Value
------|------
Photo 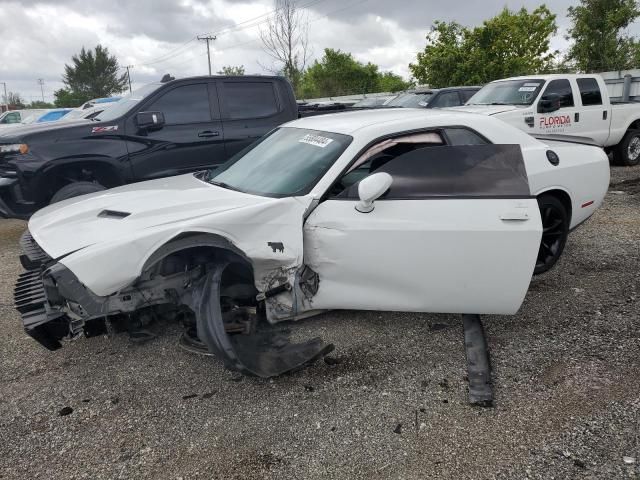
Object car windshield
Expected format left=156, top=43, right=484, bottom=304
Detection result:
left=467, top=79, right=544, bottom=106
left=353, top=97, right=384, bottom=107
left=93, top=83, right=163, bottom=122
left=385, top=92, right=433, bottom=108
left=21, top=111, right=48, bottom=124
left=209, top=127, right=352, bottom=197
left=62, top=109, right=90, bottom=121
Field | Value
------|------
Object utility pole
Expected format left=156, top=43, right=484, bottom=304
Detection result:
left=0, top=82, right=6, bottom=104
left=125, top=65, right=133, bottom=93
left=197, top=35, right=216, bottom=75
left=37, top=78, right=45, bottom=102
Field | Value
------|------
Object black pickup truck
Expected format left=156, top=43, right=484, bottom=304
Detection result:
left=0, top=75, right=298, bottom=219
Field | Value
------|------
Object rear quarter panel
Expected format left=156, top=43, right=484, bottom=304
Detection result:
left=523, top=142, right=610, bottom=228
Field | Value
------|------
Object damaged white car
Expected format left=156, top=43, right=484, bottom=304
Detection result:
left=15, top=109, right=609, bottom=377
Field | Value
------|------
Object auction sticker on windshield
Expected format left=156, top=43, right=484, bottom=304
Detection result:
left=299, top=134, right=334, bottom=148
left=518, top=86, right=537, bottom=92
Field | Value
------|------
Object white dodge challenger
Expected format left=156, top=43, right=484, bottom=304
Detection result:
left=15, top=109, right=609, bottom=377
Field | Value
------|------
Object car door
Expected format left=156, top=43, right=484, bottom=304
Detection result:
left=533, top=79, right=579, bottom=136
left=303, top=137, right=542, bottom=315
left=217, top=79, right=287, bottom=158
left=575, top=77, right=610, bottom=145
left=126, top=80, right=226, bottom=181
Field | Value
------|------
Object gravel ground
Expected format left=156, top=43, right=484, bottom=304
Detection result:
left=1, top=166, right=639, bottom=480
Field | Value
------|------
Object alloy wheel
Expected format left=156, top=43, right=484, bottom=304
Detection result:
left=536, top=203, right=566, bottom=271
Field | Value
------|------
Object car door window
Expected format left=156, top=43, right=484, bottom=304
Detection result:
left=330, top=132, right=444, bottom=195
left=431, top=92, right=461, bottom=108
left=339, top=144, right=530, bottom=199
left=576, top=78, right=602, bottom=106
left=146, top=83, right=211, bottom=125
left=3, top=112, right=20, bottom=124
left=223, top=82, right=279, bottom=119
left=443, top=127, right=489, bottom=145
left=540, top=79, right=574, bottom=108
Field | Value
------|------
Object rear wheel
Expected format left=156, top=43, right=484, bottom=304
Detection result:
left=50, top=181, right=106, bottom=204
left=534, top=194, right=569, bottom=275
left=613, top=129, right=640, bottom=166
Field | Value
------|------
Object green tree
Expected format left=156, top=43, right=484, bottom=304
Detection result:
left=59, top=44, right=127, bottom=106
left=377, top=71, right=413, bottom=92
left=566, top=0, right=640, bottom=72
left=409, top=21, right=470, bottom=87
left=28, top=100, right=55, bottom=109
left=299, top=49, right=378, bottom=97
left=410, top=6, right=558, bottom=87
left=299, top=49, right=409, bottom=97
left=217, top=65, right=245, bottom=76
left=53, top=88, right=87, bottom=108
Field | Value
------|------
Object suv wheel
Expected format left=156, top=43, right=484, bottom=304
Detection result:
left=50, top=181, right=106, bottom=204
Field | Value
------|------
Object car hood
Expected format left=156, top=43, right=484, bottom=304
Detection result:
left=29, top=173, right=293, bottom=260
left=447, top=104, right=523, bottom=115
left=0, top=119, right=91, bottom=140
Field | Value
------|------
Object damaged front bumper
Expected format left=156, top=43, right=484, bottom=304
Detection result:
left=14, top=231, right=106, bottom=349
left=14, top=231, right=332, bottom=377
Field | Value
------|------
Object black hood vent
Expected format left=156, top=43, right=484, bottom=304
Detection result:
left=98, top=209, right=130, bottom=219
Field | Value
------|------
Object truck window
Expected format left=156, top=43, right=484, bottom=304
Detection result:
left=576, top=78, right=602, bottom=106
left=1, top=112, right=20, bottom=124
left=223, top=82, right=279, bottom=119
left=431, top=92, right=461, bottom=108
left=541, top=79, right=574, bottom=108
left=147, top=84, right=211, bottom=125
left=459, top=90, right=477, bottom=103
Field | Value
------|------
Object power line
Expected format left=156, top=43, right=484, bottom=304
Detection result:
left=205, top=0, right=327, bottom=38
left=197, top=35, right=217, bottom=75
left=124, top=0, right=362, bottom=72
left=136, top=37, right=199, bottom=67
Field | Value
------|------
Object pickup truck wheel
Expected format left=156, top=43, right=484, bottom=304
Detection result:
left=50, top=181, right=106, bottom=204
left=613, top=129, right=640, bottom=166
left=534, top=194, right=569, bottom=275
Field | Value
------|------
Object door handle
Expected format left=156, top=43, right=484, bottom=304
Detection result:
left=198, top=130, right=220, bottom=138
left=500, top=211, right=530, bottom=221
left=603, top=110, right=608, bottom=120
left=574, top=112, right=580, bottom=122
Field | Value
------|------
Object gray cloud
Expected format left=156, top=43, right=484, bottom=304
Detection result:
left=2, top=0, right=639, bottom=102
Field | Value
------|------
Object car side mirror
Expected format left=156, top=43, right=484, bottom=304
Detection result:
left=355, top=172, right=393, bottom=213
left=136, top=111, right=165, bottom=130
left=538, top=94, right=561, bottom=113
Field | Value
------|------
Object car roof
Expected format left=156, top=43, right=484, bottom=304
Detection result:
left=491, top=74, right=601, bottom=83
left=287, top=108, right=491, bottom=136
left=406, top=86, right=482, bottom=94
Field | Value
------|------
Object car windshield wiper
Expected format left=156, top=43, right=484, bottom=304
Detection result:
left=209, top=180, right=239, bottom=192
left=471, top=102, right=512, bottom=106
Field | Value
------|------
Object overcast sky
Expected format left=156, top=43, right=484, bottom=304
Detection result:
left=0, top=0, right=634, bottom=102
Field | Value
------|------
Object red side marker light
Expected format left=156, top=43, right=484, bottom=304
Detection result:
left=581, top=200, right=594, bottom=208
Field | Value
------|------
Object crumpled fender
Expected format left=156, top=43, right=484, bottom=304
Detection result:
left=58, top=196, right=314, bottom=321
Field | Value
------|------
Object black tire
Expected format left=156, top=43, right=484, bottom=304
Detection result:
left=534, top=194, right=569, bottom=275
left=50, top=181, right=106, bottom=204
left=613, top=129, right=640, bottom=166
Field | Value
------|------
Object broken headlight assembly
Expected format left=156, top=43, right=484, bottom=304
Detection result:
left=0, top=143, right=29, bottom=154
